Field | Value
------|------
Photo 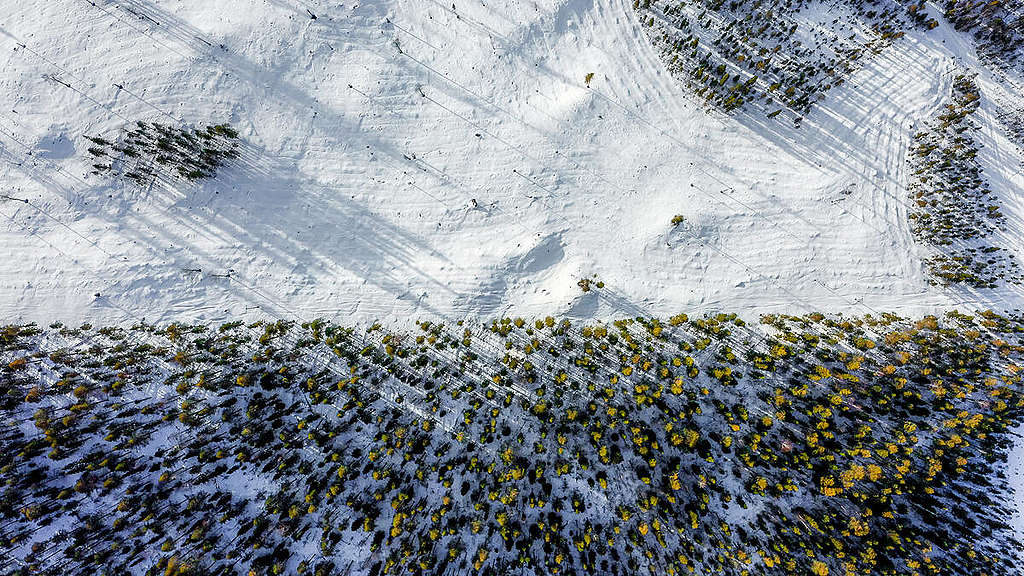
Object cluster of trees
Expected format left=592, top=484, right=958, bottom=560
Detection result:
left=996, top=104, right=1024, bottom=151
left=922, top=249, right=1018, bottom=288
left=906, top=75, right=1019, bottom=287
left=634, top=0, right=933, bottom=120
left=943, top=0, right=1024, bottom=67
left=86, top=121, right=240, bottom=184
left=2, top=310, right=1024, bottom=575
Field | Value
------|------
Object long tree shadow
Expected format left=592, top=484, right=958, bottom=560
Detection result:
left=732, top=35, right=947, bottom=189
left=32, top=0, right=499, bottom=319
left=104, top=136, right=464, bottom=319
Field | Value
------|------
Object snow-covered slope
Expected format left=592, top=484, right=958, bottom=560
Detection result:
left=4, top=0, right=1024, bottom=567
left=2, top=0, right=1022, bottom=328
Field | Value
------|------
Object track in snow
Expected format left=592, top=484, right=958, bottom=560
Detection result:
left=0, top=0, right=1021, bottom=328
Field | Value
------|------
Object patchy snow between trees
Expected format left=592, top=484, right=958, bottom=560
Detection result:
left=2, top=0, right=1024, bottom=549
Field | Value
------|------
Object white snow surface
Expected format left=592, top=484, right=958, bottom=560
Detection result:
left=3, top=0, right=1024, bottom=554
left=1, top=0, right=1021, bottom=328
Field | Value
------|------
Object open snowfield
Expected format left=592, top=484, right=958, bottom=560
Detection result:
left=3, top=0, right=1024, bottom=560
left=2, top=0, right=1022, bottom=328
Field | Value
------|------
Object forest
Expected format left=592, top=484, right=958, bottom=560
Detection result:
left=3, top=310, right=1023, bottom=575
left=635, top=0, right=1022, bottom=121
left=906, top=75, right=1019, bottom=288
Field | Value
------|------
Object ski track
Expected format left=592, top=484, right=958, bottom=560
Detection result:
left=1, top=0, right=1022, bottom=326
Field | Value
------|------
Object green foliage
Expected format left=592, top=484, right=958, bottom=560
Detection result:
left=637, top=0, right=947, bottom=118
left=943, top=0, right=1023, bottom=67
left=906, top=75, right=1019, bottom=288
left=2, top=311, right=1023, bottom=575
left=85, top=121, right=240, bottom=184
